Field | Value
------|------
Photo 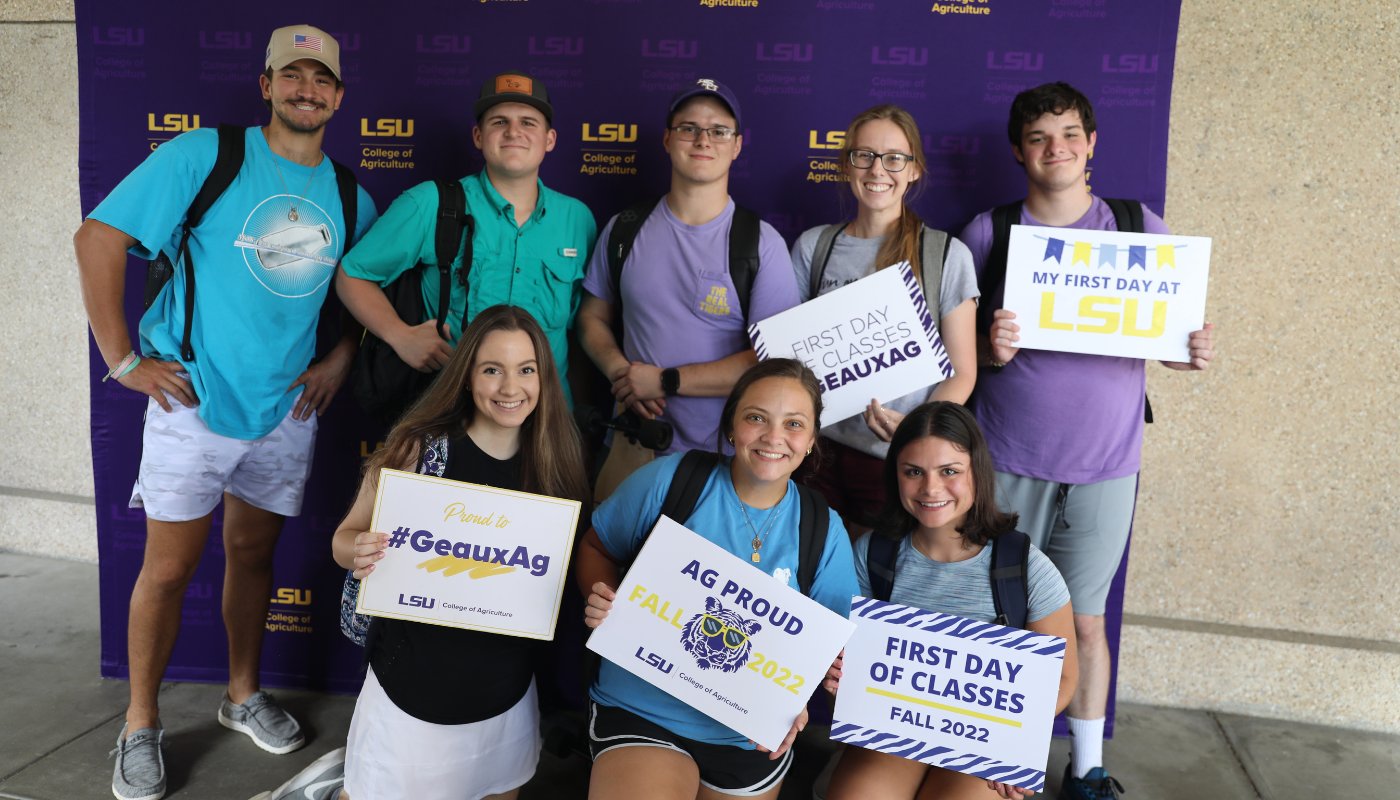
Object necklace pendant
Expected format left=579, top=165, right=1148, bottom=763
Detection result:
left=751, top=537, right=762, bottom=552
left=287, top=207, right=299, bottom=222
left=751, top=552, right=761, bottom=563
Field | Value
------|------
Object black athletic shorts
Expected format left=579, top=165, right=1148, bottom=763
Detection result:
left=587, top=701, right=793, bottom=796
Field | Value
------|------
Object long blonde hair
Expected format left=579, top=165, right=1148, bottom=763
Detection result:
left=839, top=104, right=929, bottom=273
left=364, top=305, right=589, bottom=505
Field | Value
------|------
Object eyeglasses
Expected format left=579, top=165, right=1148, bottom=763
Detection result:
left=700, top=614, right=750, bottom=649
left=847, top=149, right=914, bottom=173
left=669, top=124, right=738, bottom=143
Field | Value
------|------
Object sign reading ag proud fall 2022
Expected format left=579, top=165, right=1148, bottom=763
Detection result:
left=748, top=263, right=952, bottom=427
left=1003, top=225, right=1212, bottom=362
left=356, top=469, right=582, bottom=640
left=586, top=517, right=856, bottom=751
left=832, top=597, right=1067, bottom=794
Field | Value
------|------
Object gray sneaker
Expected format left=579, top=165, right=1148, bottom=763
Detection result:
left=110, top=724, right=165, bottom=800
left=249, top=746, right=346, bottom=800
left=217, top=691, right=305, bottom=754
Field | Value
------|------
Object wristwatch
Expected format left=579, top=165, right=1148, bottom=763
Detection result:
left=661, top=367, right=681, bottom=396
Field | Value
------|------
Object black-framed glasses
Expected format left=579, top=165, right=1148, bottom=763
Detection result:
left=848, top=149, right=914, bottom=173
left=669, top=124, right=738, bottom=143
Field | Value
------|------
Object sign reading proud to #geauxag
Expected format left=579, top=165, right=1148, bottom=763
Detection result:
left=832, top=597, right=1067, bottom=793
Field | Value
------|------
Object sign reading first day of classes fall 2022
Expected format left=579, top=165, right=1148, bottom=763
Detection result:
left=586, top=517, right=856, bottom=751
left=355, top=468, right=582, bottom=640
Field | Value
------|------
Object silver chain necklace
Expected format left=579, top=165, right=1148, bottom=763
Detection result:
left=738, top=500, right=782, bottom=563
left=269, top=155, right=317, bottom=222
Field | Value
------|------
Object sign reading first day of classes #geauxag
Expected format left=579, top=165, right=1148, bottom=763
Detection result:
left=1003, top=225, right=1211, bottom=362
left=355, top=468, right=582, bottom=640
left=748, top=262, right=952, bottom=427
left=832, top=597, right=1068, bottom=793
left=586, top=517, right=856, bottom=751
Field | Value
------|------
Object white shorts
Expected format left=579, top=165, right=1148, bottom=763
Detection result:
left=345, top=666, right=541, bottom=800
left=129, top=396, right=317, bottom=522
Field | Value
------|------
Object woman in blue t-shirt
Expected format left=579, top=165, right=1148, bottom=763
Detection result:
left=332, top=305, right=589, bottom=800
left=824, top=401, right=1076, bottom=800
left=576, top=358, right=858, bottom=800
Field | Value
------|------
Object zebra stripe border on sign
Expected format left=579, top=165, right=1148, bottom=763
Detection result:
left=850, top=596, right=1067, bottom=657
left=897, top=262, right=952, bottom=380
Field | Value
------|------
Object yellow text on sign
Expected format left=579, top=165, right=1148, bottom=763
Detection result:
left=1039, top=293, right=1166, bottom=338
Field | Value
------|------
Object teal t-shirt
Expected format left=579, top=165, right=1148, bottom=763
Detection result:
left=339, top=171, right=597, bottom=405
left=89, top=126, right=378, bottom=439
left=589, top=453, right=857, bottom=747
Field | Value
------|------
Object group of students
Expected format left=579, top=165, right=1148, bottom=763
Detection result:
left=76, top=22, right=1215, bottom=800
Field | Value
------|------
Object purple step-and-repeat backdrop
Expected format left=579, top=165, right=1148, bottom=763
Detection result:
left=77, top=0, right=1181, bottom=728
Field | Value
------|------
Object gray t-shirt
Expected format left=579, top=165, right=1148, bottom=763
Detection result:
left=791, top=227, right=980, bottom=458
left=854, top=532, right=1071, bottom=624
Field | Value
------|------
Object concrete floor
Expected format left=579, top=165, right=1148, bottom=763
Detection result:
left=2, top=552, right=1396, bottom=800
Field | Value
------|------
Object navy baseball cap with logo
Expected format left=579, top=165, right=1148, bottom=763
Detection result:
left=475, top=72, right=553, bottom=123
left=668, top=78, right=742, bottom=128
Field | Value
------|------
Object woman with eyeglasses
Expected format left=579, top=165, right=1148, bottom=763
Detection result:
left=576, top=358, right=858, bottom=800
left=791, top=104, right=980, bottom=536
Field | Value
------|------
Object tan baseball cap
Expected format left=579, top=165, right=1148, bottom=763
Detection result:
left=265, top=25, right=341, bottom=81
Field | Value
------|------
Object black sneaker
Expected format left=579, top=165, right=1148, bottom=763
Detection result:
left=1060, top=764, right=1125, bottom=799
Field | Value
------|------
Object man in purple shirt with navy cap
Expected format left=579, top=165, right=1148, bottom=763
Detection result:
left=959, top=81, right=1214, bottom=800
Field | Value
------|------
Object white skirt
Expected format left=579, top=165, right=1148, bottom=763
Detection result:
left=345, top=666, right=541, bottom=800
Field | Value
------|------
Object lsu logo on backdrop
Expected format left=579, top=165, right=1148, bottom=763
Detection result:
left=986, top=51, right=1044, bottom=71
left=362, top=118, right=415, bottom=138
left=92, top=26, right=145, bottom=46
left=642, top=39, right=699, bottom=59
left=582, top=123, right=638, bottom=143
left=528, top=36, right=584, bottom=56
left=1102, top=54, right=1159, bottom=74
left=329, top=32, right=361, bottom=52
left=924, top=134, right=981, bottom=156
left=185, top=582, right=215, bottom=601
left=808, top=130, right=845, bottom=150
left=416, top=34, right=471, bottom=54
left=756, top=42, right=814, bottom=62
left=680, top=597, right=761, bottom=673
left=198, top=31, right=251, bottom=49
left=148, top=114, right=200, bottom=132
left=270, top=588, right=312, bottom=606
left=871, top=46, right=928, bottom=67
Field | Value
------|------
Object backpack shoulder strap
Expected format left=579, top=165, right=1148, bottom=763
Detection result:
left=728, top=205, right=762, bottom=322
left=918, top=224, right=949, bottom=320
left=794, top=484, right=830, bottom=596
left=1103, top=197, right=1145, bottom=234
left=330, top=157, right=358, bottom=246
left=809, top=223, right=846, bottom=300
left=430, top=179, right=471, bottom=336
left=658, top=450, right=720, bottom=529
left=606, top=198, right=662, bottom=341
left=989, top=530, right=1031, bottom=629
left=866, top=533, right=900, bottom=602
left=177, top=123, right=247, bottom=361
left=977, top=201, right=1023, bottom=337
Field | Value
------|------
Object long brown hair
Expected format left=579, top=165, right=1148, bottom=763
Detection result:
left=839, top=104, right=929, bottom=275
left=364, top=305, right=588, bottom=505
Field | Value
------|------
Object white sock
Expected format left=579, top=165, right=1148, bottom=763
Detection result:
left=1067, top=716, right=1105, bottom=779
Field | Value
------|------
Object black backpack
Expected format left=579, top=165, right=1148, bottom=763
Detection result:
left=606, top=198, right=762, bottom=341
left=807, top=222, right=951, bottom=316
left=976, top=197, right=1152, bottom=423
left=866, top=529, right=1032, bottom=629
left=351, top=179, right=474, bottom=425
left=143, top=124, right=359, bottom=362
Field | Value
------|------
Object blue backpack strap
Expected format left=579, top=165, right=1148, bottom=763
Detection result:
left=794, top=484, right=829, bottom=596
left=989, top=530, right=1031, bottom=629
left=867, top=533, right=900, bottom=602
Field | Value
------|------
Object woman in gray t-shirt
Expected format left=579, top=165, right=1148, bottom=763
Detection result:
left=791, top=105, right=979, bottom=533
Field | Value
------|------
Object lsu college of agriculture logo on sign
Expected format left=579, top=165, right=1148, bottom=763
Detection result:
left=587, top=517, right=854, bottom=750
left=832, top=597, right=1067, bottom=793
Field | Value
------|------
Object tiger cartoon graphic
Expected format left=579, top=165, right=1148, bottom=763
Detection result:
left=679, top=597, right=762, bottom=673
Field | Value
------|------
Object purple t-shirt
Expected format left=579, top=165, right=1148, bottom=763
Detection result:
left=584, top=199, right=798, bottom=453
left=959, top=196, right=1169, bottom=484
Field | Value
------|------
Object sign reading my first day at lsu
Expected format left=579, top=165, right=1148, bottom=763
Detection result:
left=1003, top=225, right=1212, bottom=362
left=832, top=597, right=1068, bottom=793
left=748, top=263, right=952, bottom=427
left=356, top=469, right=582, bottom=640
left=586, top=517, right=856, bottom=751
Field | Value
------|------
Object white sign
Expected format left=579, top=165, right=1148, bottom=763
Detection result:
left=586, top=517, right=856, bottom=750
left=355, top=468, right=582, bottom=640
left=832, top=597, right=1067, bottom=793
left=748, top=263, right=951, bottom=426
left=1003, top=225, right=1211, bottom=361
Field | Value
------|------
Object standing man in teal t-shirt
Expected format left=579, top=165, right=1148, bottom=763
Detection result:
left=338, top=71, right=597, bottom=406
left=74, top=25, right=377, bottom=800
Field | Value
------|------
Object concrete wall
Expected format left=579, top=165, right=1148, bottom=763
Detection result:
left=3, top=2, right=1395, bottom=733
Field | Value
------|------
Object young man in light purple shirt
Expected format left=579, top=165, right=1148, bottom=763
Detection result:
left=959, top=82, right=1214, bottom=800
left=578, top=78, right=798, bottom=478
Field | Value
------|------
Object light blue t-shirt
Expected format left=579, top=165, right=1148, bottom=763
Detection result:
left=89, top=126, right=378, bottom=439
left=854, top=532, right=1070, bottom=624
left=590, top=453, right=858, bottom=747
